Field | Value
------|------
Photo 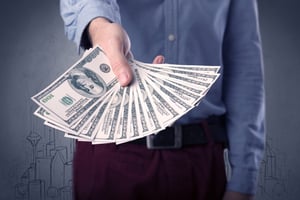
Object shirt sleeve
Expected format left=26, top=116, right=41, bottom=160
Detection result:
left=59, top=0, right=121, bottom=50
left=222, top=0, right=265, bottom=194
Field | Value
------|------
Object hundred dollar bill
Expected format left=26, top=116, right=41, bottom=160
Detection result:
left=114, top=87, right=129, bottom=141
left=139, top=66, right=212, bottom=90
left=145, top=70, right=211, bottom=94
left=64, top=131, right=90, bottom=141
left=39, top=92, right=112, bottom=138
left=116, top=84, right=156, bottom=144
left=135, top=60, right=220, bottom=74
left=93, top=88, right=124, bottom=143
left=134, top=67, right=163, bottom=134
left=138, top=62, right=220, bottom=84
left=130, top=87, right=143, bottom=137
left=42, top=121, right=81, bottom=141
left=78, top=91, right=115, bottom=140
left=146, top=75, right=205, bottom=106
left=42, top=120, right=89, bottom=142
left=72, top=85, right=118, bottom=137
left=31, top=46, right=118, bottom=127
left=34, top=107, right=76, bottom=133
left=141, top=72, right=193, bottom=113
left=77, top=100, right=108, bottom=139
left=137, top=69, right=180, bottom=127
left=115, top=88, right=132, bottom=143
left=116, top=86, right=143, bottom=144
left=70, top=101, right=102, bottom=134
left=130, top=70, right=151, bottom=136
left=143, top=74, right=194, bottom=125
left=34, top=107, right=62, bottom=125
left=145, top=82, right=180, bottom=126
left=43, top=121, right=70, bottom=134
left=104, top=87, right=126, bottom=141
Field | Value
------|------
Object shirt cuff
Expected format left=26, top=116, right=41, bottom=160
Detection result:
left=75, top=1, right=121, bottom=51
left=226, top=166, right=259, bottom=195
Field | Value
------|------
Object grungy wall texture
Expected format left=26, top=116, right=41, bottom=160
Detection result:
left=0, top=0, right=299, bottom=200
left=256, top=0, right=300, bottom=199
left=0, top=1, right=78, bottom=199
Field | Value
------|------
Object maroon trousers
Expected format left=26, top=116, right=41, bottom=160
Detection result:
left=73, top=133, right=227, bottom=200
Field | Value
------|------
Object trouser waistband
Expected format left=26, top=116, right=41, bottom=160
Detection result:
left=128, top=115, right=228, bottom=149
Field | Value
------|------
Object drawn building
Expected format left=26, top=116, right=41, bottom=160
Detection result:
left=256, top=138, right=290, bottom=200
left=15, top=128, right=74, bottom=200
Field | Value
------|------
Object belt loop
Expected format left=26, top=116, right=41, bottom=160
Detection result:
left=200, top=120, right=214, bottom=144
left=174, top=125, right=183, bottom=148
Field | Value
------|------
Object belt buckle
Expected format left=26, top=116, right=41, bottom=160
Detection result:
left=146, top=126, right=182, bottom=150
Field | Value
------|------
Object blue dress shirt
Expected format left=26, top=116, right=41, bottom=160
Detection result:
left=60, top=0, right=265, bottom=195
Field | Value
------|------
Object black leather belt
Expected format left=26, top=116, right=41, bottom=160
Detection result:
left=129, top=115, right=228, bottom=150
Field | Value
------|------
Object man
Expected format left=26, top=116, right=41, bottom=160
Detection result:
left=60, top=0, right=265, bottom=200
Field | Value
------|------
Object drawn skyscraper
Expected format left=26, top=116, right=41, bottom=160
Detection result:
left=15, top=127, right=74, bottom=200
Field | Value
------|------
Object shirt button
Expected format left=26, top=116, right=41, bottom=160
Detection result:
left=168, top=34, right=176, bottom=41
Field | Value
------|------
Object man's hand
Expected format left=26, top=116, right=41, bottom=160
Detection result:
left=88, top=17, right=165, bottom=86
left=88, top=17, right=133, bottom=87
left=223, top=191, right=254, bottom=200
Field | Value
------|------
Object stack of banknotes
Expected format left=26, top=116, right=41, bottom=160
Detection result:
left=31, top=46, right=220, bottom=144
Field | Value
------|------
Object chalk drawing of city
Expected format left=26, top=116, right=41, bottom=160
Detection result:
left=14, top=127, right=75, bottom=200
left=256, top=137, right=292, bottom=200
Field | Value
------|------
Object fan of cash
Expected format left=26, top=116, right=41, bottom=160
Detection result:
left=31, top=46, right=220, bottom=144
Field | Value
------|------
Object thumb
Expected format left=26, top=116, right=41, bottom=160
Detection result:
left=106, top=38, right=133, bottom=87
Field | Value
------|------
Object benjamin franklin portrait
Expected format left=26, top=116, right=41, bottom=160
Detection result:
left=68, top=67, right=106, bottom=98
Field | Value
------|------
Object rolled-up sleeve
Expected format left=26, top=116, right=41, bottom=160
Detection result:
left=60, top=0, right=121, bottom=50
left=222, top=0, right=265, bottom=194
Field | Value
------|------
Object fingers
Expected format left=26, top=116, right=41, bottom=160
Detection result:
left=152, top=55, right=165, bottom=64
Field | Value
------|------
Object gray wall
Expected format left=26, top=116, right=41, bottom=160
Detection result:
left=0, top=0, right=299, bottom=199
left=256, top=1, right=300, bottom=199
left=0, top=1, right=78, bottom=199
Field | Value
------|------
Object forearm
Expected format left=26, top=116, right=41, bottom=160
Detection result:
left=223, top=0, right=265, bottom=195
left=87, top=17, right=130, bottom=52
left=88, top=17, right=111, bottom=40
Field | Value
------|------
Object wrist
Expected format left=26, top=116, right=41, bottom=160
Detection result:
left=88, top=17, right=111, bottom=44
